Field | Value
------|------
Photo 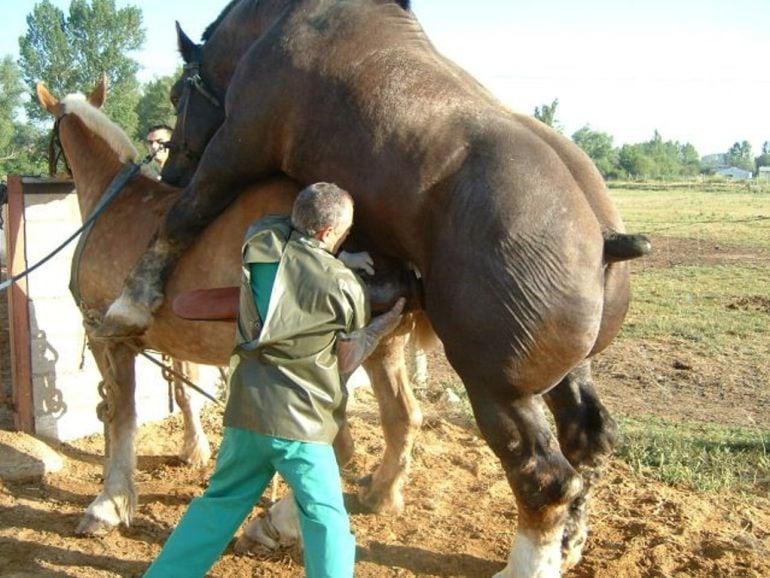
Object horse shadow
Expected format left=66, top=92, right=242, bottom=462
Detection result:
left=357, top=540, right=504, bottom=577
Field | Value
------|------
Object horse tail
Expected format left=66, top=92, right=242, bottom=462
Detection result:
left=603, top=231, right=652, bottom=263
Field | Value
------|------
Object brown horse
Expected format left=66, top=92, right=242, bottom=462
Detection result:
left=35, top=79, right=304, bottom=535
left=103, top=1, right=650, bottom=575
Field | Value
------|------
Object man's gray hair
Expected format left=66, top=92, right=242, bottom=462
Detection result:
left=291, top=182, right=353, bottom=236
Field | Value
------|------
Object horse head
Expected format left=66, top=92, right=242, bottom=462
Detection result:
left=161, top=22, right=225, bottom=187
left=161, top=0, right=414, bottom=187
left=36, top=76, right=156, bottom=216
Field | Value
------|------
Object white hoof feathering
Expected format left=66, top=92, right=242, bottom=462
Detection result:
left=105, top=293, right=152, bottom=328
left=494, top=532, right=562, bottom=578
left=244, top=493, right=302, bottom=550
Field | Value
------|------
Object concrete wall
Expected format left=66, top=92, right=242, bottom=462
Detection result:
left=3, top=178, right=220, bottom=441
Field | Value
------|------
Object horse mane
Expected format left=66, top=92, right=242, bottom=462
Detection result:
left=60, top=94, right=142, bottom=167
left=202, top=0, right=243, bottom=42
left=202, top=0, right=411, bottom=42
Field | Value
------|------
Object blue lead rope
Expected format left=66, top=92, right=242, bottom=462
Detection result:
left=0, top=162, right=142, bottom=293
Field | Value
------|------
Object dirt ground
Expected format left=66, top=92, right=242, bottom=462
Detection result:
left=1, top=236, right=769, bottom=578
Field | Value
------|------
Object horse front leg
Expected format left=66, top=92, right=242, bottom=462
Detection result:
left=172, top=360, right=212, bottom=468
left=358, top=323, right=423, bottom=514
left=76, top=340, right=138, bottom=536
left=94, top=172, right=240, bottom=338
left=543, top=360, right=618, bottom=571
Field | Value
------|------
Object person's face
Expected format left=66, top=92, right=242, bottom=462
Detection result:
left=321, top=203, right=354, bottom=254
left=146, top=129, right=172, bottom=167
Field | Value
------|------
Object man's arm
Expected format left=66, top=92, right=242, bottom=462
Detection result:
left=337, top=297, right=405, bottom=379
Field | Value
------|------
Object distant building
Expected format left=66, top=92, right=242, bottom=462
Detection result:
left=758, top=166, right=770, bottom=181
left=715, top=166, right=753, bottom=180
left=701, top=153, right=726, bottom=168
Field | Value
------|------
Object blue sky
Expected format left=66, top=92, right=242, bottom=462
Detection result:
left=2, top=0, right=769, bottom=156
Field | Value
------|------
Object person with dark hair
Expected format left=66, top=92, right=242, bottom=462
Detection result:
left=144, top=182, right=404, bottom=578
left=144, top=124, right=173, bottom=179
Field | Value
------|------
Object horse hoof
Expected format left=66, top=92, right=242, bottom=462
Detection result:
left=356, top=473, right=373, bottom=487
left=234, top=533, right=284, bottom=557
left=91, top=317, right=146, bottom=339
left=92, top=294, right=152, bottom=339
left=357, top=486, right=404, bottom=515
left=180, top=444, right=212, bottom=469
left=76, top=515, right=116, bottom=537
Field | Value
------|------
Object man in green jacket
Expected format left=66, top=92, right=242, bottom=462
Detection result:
left=145, top=182, right=404, bottom=578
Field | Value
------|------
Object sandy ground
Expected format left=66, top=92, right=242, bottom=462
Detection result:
left=1, top=235, right=768, bottom=577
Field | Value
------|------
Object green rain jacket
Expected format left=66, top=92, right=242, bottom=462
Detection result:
left=223, top=215, right=369, bottom=444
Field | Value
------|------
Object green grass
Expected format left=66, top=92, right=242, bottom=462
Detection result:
left=609, top=185, right=770, bottom=250
left=616, top=415, right=770, bottom=494
left=609, top=185, right=769, bottom=491
left=621, top=265, right=770, bottom=353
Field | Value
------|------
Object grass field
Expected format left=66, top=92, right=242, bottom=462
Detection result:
left=608, top=182, right=769, bottom=492
left=610, top=183, right=770, bottom=250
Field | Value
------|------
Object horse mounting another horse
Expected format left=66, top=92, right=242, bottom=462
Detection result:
left=36, top=75, right=430, bottom=540
left=98, top=0, right=649, bottom=576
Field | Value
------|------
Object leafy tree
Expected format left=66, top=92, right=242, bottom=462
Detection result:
left=0, top=56, right=47, bottom=178
left=618, top=143, right=655, bottom=180
left=534, top=98, right=561, bottom=131
left=725, top=141, right=754, bottom=171
left=755, top=152, right=770, bottom=173
left=18, top=0, right=145, bottom=136
left=134, top=73, right=177, bottom=141
left=571, top=125, right=619, bottom=178
left=0, top=57, right=25, bottom=159
left=762, top=141, right=770, bottom=155
left=616, top=132, right=700, bottom=180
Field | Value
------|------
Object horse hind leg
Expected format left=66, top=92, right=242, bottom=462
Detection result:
left=358, top=318, right=424, bottom=514
left=76, top=339, right=139, bottom=536
left=466, top=383, right=583, bottom=578
left=543, top=359, right=618, bottom=571
left=172, top=360, right=212, bottom=468
left=235, top=419, right=353, bottom=554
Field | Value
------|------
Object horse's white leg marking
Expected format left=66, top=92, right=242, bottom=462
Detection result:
left=103, top=292, right=152, bottom=330
left=236, top=491, right=302, bottom=553
left=173, top=361, right=211, bottom=467
left=406, top=340, right=429, bottom=387
left=78, top=341, right=138, bottom=535
left=494, top=531, right=563, bottom=578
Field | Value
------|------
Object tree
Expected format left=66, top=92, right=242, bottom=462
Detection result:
left=0, top=57, right=25, bottom=158
left=18, top=0, right=145, bottom=136
left=725, top=141, right=754, bottom=172
left=134, top=72, right=178, bottom=140
left=762, top=141, right=770, bottom=155
left=533, top=98, right=561, bottom=131
left=0, top=56, right=47, bottom=178
left=571, top=125, right=619, bottom=178
left=615, top=132, right=701, bottom=180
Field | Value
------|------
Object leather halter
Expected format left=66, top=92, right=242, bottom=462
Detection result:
left=172, top=62, right=222, bottom=164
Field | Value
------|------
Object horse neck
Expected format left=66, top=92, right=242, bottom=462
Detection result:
left=202, top=0, right=287, bottom=88
left=60, top=115, right=130, bottom=220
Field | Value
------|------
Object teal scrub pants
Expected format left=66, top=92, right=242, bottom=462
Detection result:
left=144, top=427, right=355, bottom=578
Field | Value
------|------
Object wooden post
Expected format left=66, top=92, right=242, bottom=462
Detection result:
left=6, top=176, right=34, bottom=433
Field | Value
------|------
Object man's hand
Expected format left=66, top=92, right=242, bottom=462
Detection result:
left=338, top=250, right=375, bottom=275
left=337, top=297, right=406, bottom=377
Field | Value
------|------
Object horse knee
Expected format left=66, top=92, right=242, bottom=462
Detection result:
left=514, top=452, right=583, bottom=519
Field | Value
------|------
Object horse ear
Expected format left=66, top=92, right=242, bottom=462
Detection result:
left=36, top=82, right=63, bottom=116
left=88, top=74, right=108, bottom=108
left=176, top=21, right=199, bottom=63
